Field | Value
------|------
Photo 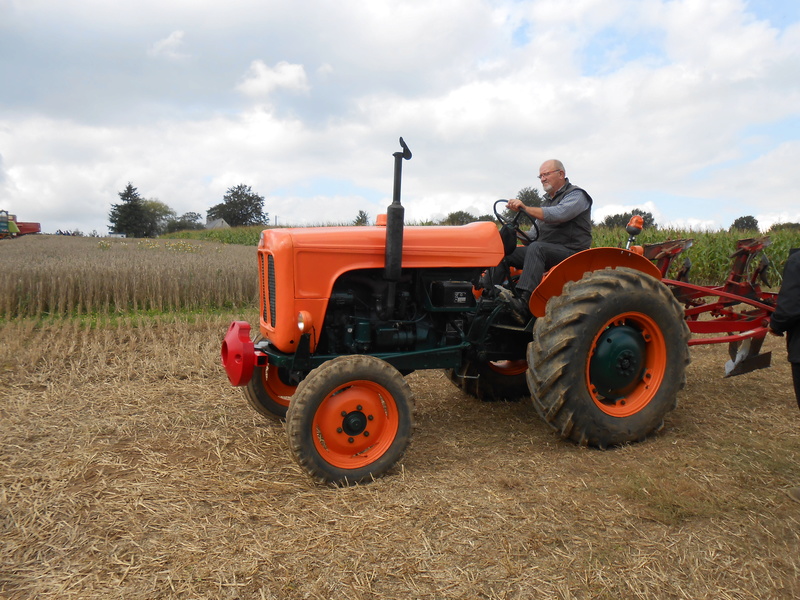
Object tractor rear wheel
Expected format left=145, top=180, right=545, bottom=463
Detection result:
left=244, top=364, right=296, bottom=420
left=445, top=359, right=529, bottom=402
left=286, top=355, right=414, bottom=485
left=527, top=267, right=690, bottom=447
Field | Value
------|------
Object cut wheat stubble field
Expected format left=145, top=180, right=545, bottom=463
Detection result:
left=1, top=235, right=799, bottom=599
left=1, top=316, right=799, bottom=600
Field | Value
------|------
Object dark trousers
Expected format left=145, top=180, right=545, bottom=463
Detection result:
left=793, top=363, right=800, bottom=411
left=507, top=242, right=577, bottom=293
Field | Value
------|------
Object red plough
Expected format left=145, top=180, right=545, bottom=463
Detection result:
left=642, top=236, right=776, bottom=376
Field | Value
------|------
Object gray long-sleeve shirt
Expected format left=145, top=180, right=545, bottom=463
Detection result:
left=540, top=188, right=591, bottom=224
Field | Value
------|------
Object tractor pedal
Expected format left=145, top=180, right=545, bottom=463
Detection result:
left=495, top=286, right=531, bottom=325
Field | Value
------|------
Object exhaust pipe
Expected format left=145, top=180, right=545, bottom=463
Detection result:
left=384, top=137, right=412, bottom=317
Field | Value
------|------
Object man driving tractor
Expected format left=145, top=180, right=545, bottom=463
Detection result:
left=491, top=159, right=593, bottom=323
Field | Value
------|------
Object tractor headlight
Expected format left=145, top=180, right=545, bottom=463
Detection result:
left=297, top=310, right=313, bottom=333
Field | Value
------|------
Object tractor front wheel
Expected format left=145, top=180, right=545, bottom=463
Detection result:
left=286, top=355, right=414, bottom=485
left=244, top=364, right=296, bottom=420
left=527, top=267, right=690, bottom=447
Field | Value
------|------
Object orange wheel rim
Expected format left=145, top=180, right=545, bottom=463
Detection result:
left=488, top=359, right=528, bottom=376
left=311, top=380, right=399, bottom=469
left=263, top=364, right=295, bottom=408
left=586, top=312, right=667, bottom=417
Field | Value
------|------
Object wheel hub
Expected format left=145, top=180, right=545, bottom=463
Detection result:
left=341, top=410, right=368, bottom=436
left=589, top=324, right=646, bottom=400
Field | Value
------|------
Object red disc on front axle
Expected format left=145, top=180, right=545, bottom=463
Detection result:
left=221, top=321, right=255, bottom=386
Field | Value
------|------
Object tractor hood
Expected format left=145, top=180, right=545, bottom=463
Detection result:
left=254, top=221, right=505, bottom=354
left=259, top=220, right=505, bottom=300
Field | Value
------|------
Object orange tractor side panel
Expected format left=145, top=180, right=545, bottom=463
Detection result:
left=529, top=247, right=662, bottom=318
left=259, top=221, right=505, bottom=354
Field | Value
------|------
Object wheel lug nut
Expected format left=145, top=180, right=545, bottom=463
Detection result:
left=357, top=405, right=362, bottom=411
left=348, top=437, right=354, bottom=444
left=341, top=411, right=347, bottom=417
left=368, top=415, right=374, bottom=421
left=363, top=431, right=370, bottom=437
left=337, top=428, right=343, bottom=433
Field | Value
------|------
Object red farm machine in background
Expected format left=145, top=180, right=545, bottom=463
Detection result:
left=0, top=210, right=41, bottom=239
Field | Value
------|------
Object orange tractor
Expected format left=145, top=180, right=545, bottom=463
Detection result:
left=221, top=139, right=775, bottom=485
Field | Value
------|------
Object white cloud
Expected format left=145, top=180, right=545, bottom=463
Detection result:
left=657, top=0, right=780, bottom=78
left=147, top=30, right=189, bottom=61
left=317, top=63, right=334, bottom=78
left=235, top=60, right=310, bottom=99
left=0, top=0, right=799, bottom=236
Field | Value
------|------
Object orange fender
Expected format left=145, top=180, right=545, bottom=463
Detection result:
left=529, top=247, right=662, bottom=318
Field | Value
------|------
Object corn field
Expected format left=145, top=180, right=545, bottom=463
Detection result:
left=0, top=236, right=257, bottom=319
left=167, top=225, right=267, bottom=246
left=592, top=227, right=800, bottom=286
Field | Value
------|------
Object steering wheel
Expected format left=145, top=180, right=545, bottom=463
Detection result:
left=493, top=199, right=539, bottom=245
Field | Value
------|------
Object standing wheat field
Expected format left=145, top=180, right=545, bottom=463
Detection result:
left=0, top=235, right=258, bottom=318
left=1, top=234, right=799, bottom=599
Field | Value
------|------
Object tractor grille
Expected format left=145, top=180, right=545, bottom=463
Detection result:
left=265, top=254, right=276, bottom=327
left=260, top=254, right=268, bottom=324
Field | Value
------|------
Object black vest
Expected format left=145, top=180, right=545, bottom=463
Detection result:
left=538, top=181, right=593, bottom=251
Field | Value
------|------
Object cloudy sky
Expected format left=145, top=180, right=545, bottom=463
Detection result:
left=1, top=0, right=799, bottom=235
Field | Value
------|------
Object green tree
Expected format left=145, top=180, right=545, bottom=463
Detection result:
left=109, top=183, right=149, bottom=237
left=730, top=215, right=759, bottom=232
left=165, top=211, right=205, bottom=233
left=601, top=209, right=657, bottom=230
left=142, top=199, right=175, bottom=237
left=768, top=222, right=800, bottom=232
left=440, top=211, right=476, bottom=226
left=354, top=210, right=370, bottom=226
left=207, top=184, right=268, bottom=227
left=517, top=186, right=543, bottom=207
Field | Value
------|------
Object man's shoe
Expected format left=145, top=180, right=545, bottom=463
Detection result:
left=495, top=286, right=531, bottom=325
left=476, top=271, right=492, bottom=292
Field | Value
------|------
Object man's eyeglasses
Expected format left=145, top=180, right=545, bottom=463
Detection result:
left=538, top=170, right=562, bottom=180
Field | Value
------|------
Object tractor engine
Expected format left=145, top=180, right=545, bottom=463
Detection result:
left=315, top=268, right=480, bottom=357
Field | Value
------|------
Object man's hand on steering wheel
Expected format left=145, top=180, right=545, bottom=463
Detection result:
left=506, top=198, right=527, bottom=213
left=493, top=199, right=539, bottom=245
